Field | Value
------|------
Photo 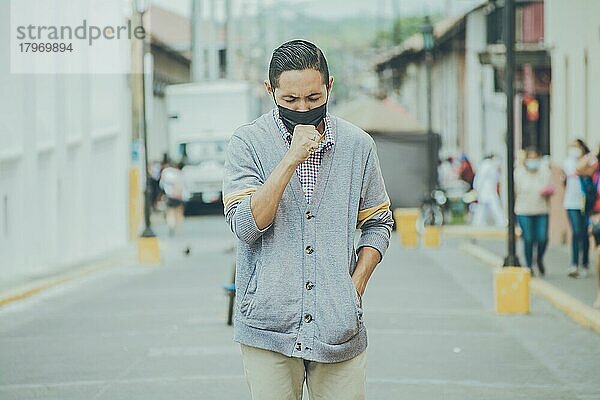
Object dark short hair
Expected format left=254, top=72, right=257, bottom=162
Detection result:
left=574, top=139, right=590, bottom=155
left=268, top=39, right=329, bottom=89
left=524, top=146, right=540, bottom=157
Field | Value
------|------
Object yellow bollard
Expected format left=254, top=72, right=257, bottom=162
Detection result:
left=400, top=230, right=418, bottom=247
left=393, top=208, right=419, bottom=248
left=129, top=167, right=142, bottom=241
left=494, top=267, right=530, bottom=314
left=137, top=236, right=161, bottom=265
left=423, top=226, right=441, bottom=248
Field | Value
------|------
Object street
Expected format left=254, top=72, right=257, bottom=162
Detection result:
left=1, top=216, right=599, bottom=400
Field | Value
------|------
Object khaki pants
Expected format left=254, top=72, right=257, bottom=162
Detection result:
left=240, top=344, right=367, bottom=400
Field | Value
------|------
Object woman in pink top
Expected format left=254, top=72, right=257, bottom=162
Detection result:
left=587, top=144, right=600, bottom=308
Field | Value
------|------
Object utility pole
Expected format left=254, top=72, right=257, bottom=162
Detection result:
left=129, top=2, right=144, bottom=241
left=392, top=0, right=401, bottom=45
left=264, top=0, right=278, bottom=70
left=376, top=0, right=384, bottom=47
left=191, top=0, right=205, bottom=81
left=503, top=0, right=520, bottom=268
left=207, top=0, right=219, bottom=79
left=225, top=0, right=235, bottom=79
left=134, top=0, right=160, bottom=265
left=421, top=16, right=435, bottom=194
left=260, top=0, right=268, bottom=72
left=140, top=22, right=155, bottom=240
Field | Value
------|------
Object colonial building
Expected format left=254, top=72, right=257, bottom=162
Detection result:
left=374, top=0, right=600, bottom=243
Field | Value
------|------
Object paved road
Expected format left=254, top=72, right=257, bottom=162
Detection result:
left=1, top=216, right=599, bottom=399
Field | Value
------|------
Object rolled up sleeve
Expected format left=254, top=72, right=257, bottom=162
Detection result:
left=222, top=134, right=272, bottom=244
left=356, top=138, right=394, bottom=262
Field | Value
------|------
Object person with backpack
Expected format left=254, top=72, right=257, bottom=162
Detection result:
left=458, top=154, right=475, bottom=190
left=563, top=139, right=593, bottom=278
left=574, top=142, right=599, bottom=278
left=588, top=144, right=600, bottom=308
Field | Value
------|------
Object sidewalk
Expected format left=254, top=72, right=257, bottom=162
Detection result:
left=1, top=216, right=599, bottom=399
left=0, top=246, right=135, bottom=308
left=463, top=236, right=599, bottom=309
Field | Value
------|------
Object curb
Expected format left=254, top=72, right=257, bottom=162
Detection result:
left=459, top=242, right=600, bottom=336
left=0, top=245, right=135, bottom=308
left=442, top=226, right=507, bottom=240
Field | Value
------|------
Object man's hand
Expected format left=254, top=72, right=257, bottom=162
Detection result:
left=351, top=246, right=382, bottom=306
left=286, top=124, right=322, bottom=166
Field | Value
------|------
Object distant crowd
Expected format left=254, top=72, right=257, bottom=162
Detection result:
left=438, top=140, right=600, bottom=308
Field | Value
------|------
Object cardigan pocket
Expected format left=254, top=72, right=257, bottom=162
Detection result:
left=240, top=260, right=300, bottom=334
left=317, top=274, right=361, bottom=345
left=239, top=262, right=258, bottom=317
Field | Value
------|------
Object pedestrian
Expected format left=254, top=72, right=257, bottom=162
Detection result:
left=562, top=139, right=592, bottom=278
left=591, top=175, right=600, bottom=309
left=439, top=155, right=459, bottom=190
left=593, top=214, right=600, bottom=307
left=590, top=144, right=600, bottom=307
left=458, top=153, right=475, bottom=190
left=222, top=39, right=393, bottom=400
left=575, top=142, right=599, bottom=279
left=159, top=161, right=189, bottom=237
left=515, top=147, right=554, bottom=276
left=472, top=154, right=506, bottom=227
left=150, top=160, right=163, bottom=211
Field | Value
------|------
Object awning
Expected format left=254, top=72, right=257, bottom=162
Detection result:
left=332, top=97, right=427, bottom=135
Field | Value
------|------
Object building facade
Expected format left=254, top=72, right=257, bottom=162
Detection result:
left=0, top=1, right=132, bottom=286
left=375, top=0, right=600, bottom=243
left=545, top=0, right=600, bottom=159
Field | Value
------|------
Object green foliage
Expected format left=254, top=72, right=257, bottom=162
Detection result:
left=271, top=14, right=441, bottom=101
left=376, top=15, right=442, bottom=47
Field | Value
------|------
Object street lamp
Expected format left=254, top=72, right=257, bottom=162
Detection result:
left=493, top=0, right=528, bottom=315
left=135, top=0, right=160, bottom=264
left=421, top=16, right=433, bottom=133
left=421, top=16, right=436, bottom=194
left=503, top=0, right=520, bottom=268
left=137, top=0, right=154, bottom=239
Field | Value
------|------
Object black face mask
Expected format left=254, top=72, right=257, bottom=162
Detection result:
left=273, top=88, right=329, bottom=134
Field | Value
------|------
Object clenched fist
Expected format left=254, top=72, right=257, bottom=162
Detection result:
left=286, top=124, right=323, bottom=166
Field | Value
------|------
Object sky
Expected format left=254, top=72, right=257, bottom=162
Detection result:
left=151, top=0, right=485, bottom=20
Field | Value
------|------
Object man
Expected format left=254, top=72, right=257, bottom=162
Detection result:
left=222, top=39, right=393, bottom=400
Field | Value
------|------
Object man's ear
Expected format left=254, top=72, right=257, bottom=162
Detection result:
left=264, top=80, right=273, bottom=95
left=327, top=76, right=334, bottom=93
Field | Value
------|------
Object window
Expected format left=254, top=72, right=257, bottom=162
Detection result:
left=486, top=6, right=503, bottom=45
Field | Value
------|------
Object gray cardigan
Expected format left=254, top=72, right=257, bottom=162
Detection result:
left=222, top=109, right=393, bottom=363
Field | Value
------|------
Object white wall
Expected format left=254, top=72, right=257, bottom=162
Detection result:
left=0, top=1, right=131, bottom=286
left=394, top=48, right=464, bottom=156
left=148, top=95, right=169, bottom=162
left=430, top=51, right=461, bottom=153
left=464, top=8, right=507, bottom=165
left=546, top=0, right=600, bottom=161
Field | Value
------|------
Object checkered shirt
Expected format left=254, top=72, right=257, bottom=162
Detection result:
left=273, top=108, right=335, bottom=204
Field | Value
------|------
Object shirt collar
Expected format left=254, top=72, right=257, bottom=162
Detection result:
left=272, top=108, right=335, bottom=151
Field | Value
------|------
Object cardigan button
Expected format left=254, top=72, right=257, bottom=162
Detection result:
left=305, top=281, right=314, bottom=290
left=296, top=342, right=302, bottom=351
left=305, top=211, right=314, bottom=220
left=305, top=246, right=314, bottom=254
left=304, top=314, right=313, bottom=323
